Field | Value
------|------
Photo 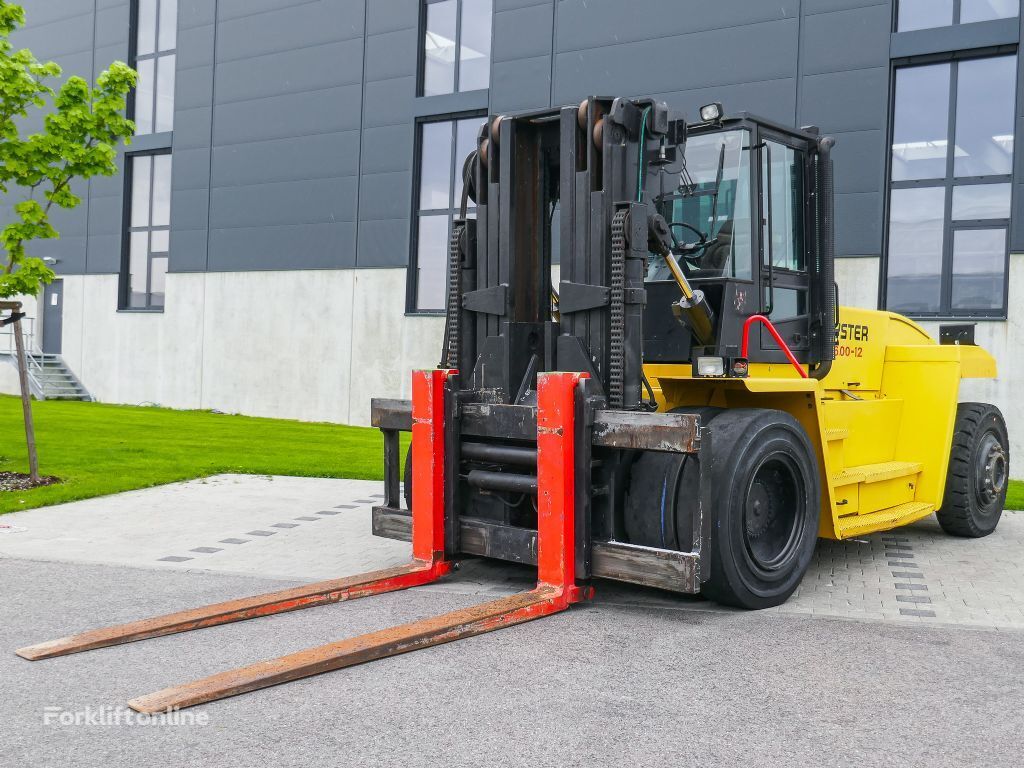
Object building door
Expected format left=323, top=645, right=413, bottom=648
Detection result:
left=42, top=279, right=63, bottom=354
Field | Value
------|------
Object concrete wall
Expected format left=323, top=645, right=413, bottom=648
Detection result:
left=30, top=269, right=443, bottom=424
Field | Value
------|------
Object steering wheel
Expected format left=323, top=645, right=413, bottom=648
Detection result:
left=670, top=221, right=706, bottom=242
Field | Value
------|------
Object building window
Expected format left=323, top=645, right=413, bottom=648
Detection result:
left=131, top=0, right=177, bottom=134
left=421, top=0, right=493, bottom=96
left=121, top=152, right=172, bottom=310
left=410, top=116, right=485, bottom=312
left=897, top=0, right=1019, bottom=31
left=885, top=54, right=1016, bottom=317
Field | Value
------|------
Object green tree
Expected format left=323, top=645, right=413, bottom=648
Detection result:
left=0, top=1, right=135, bottom=482
left=0, top=1, right=135, bottom=296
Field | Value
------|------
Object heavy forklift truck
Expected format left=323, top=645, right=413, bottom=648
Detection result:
left=16, top=97, right=1008, bottom=711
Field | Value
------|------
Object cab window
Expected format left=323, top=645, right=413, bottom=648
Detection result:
left=761, top=141, right=806, bottom=272
left=647, top=129, right=754, bottom=281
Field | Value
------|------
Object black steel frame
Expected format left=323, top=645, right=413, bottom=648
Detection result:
left=118, top=148, right=172, bottom=312
left=416, top=0, right=492, bottom=99
left=881, top=48, right=1018, bottom=320
left=126, top=0, right=177, bottom=137
left=407, top=111, right=488, bottom=315
left=370, top=396, right=712, bottom=594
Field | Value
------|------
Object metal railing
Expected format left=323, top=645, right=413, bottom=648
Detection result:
left=0, top=317, right=51, bottom=397
left=0, top=316, right=37, bottom=356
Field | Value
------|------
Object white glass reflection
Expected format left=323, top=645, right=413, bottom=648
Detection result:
left=419, top=121, right=454, bottom=210
left=891, top=64, right=951, bottom=181
left=155, top=54, right=175, bottom=133
left=151, top=154, right=172, bottom=227
left=423, top=0, right=457, bottom=96
left=416, top=214, right=450, bottom=310
left=130, top=155, right=151, bottom=227
left=951, top=183, right=1012, bottom=220
left=134, top=57, right=155, bottom=135
left=136, top=0, right=157, bottom=56
left=158, top=0, right=178, bottom=51
left=960, top=0, right=1019, bottom=23
left=129, top=231, right=149, bottom=308
left=459, top=0, right=492, bottom=92
left=886, top=186, right=946, bottom=314
left=952, top=228, right=1007, bottom=311
left=954, top=56, right=1015, bottom=178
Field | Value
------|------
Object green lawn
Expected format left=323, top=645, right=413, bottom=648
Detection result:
left=0, top=396, right=406, bottom=514
left=1009, top=480, right=1024, bottom=512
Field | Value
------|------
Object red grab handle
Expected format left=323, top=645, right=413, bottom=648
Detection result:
left=740, top=314, right=808, bottom=379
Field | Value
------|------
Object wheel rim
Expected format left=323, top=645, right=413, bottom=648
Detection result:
left=743, top=455, right=804, bottom=572
left=975, top=430, right=1007, bottom=507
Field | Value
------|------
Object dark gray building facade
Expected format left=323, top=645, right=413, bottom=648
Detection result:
left=7, top=0, right=1023, bottom=471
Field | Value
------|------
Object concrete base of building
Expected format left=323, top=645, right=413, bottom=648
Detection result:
left=4, top=268, right=445, bottom=426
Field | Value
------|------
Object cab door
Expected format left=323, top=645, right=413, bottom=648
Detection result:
left=756, top=131, right=814, bottom=361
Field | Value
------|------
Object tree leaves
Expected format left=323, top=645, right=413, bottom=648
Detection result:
left=0, top=2, right=135, bottom=296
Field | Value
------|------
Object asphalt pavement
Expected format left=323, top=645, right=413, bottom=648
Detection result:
left=3, top=556, right=1023, bottom=767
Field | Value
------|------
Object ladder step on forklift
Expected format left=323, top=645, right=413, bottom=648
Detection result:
left=16, top=96, right=1010, bottom=710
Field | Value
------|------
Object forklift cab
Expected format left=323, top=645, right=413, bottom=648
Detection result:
left=643, top=114, right=830, bottom=370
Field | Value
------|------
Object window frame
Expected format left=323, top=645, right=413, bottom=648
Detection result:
left=407, top=111, right=487, bottom=315
left=119, top=148, right=172, bottom=312
left=417, top=0, right=493, bottom=98
left=128, top=0, right=177, bottom=137
left=882, top=50, right=1017, bottom=319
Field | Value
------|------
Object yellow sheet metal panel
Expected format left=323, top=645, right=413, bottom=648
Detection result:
left=834, top=483, right=858, bottom=515
left=835, top=502, right=934, bottom=538
left=859, top=475, right=918, bottom=514
left=823, top=307, right=893, bottom=391
left=880, top=359, right=961, bottom=510
left=642, top=303, right=998, bottom=541
left=957, top=345, right=998, bottom=378
left=821, top=399, right=903, bottom=467
left=886, top=344, right=997, bottom=378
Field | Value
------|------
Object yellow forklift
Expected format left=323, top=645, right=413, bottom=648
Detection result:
left=16, top=98, right=1008, bottom=711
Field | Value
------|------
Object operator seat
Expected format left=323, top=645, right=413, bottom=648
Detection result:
left=696, top=219, right=732, bottom=278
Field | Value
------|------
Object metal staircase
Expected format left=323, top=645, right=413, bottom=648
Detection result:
left=0, top=317, right=91, bottom=401
left=23, top=352, right=91, bottom=401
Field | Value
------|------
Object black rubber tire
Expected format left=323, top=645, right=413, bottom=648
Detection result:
left=700, top=408, right=820, bottom=610
left=624, top=407, right=723, bottom=551
left=403, top=449, right=413, bottom=511
left=935, top=403, right=1009, bottom=538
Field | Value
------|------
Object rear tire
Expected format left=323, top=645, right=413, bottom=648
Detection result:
left=936, top=403, right=1008, bottom=538
left=701, top=409, right=820, bottom=610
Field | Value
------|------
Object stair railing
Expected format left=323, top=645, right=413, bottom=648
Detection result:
left=0, top=318, right=50, bottom=397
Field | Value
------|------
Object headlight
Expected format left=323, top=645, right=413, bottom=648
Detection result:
left=699, top=102, right=723, bottom=122
left=696, top=356, right=726, bottom=377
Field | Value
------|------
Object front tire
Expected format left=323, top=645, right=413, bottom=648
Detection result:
left=701, top=409, right=820, bottom=610
left=936, top=403, right=1009, bottom=538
